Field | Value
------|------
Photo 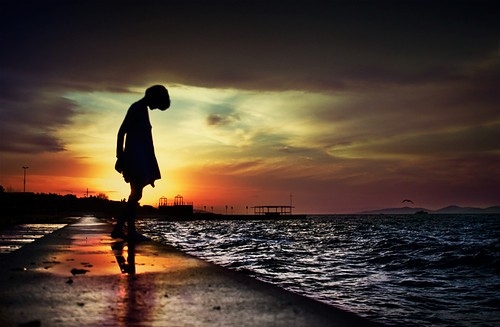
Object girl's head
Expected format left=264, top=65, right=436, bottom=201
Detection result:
left=145, top=85, right=170, bottom=111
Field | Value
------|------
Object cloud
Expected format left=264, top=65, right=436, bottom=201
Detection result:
left=0, top=1, right=498, bottom=211
left=301, top=56, right=500, bottom=159
left=329, top=123, right=500, bottom=159
left=206, top=113, right=240, bottom=127
left=0, top=87, right=77, bottom=153
left=2, top=1, right=498, bottom=93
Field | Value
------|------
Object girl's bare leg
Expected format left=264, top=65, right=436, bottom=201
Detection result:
left=111, top=182, right=143, bottom=238
left=126, top=183, right=143, bottom=236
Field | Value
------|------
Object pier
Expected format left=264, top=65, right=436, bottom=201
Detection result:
left=156, top=195, right=308, bottom=220
left=253, top=205, right=295, bottom=216
left=0, top=216, right=384, bottom=326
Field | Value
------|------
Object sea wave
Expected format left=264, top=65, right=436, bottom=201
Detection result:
left=138, top=214, right=500, bottom=327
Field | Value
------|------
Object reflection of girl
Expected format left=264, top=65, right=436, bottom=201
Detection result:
left=112, top=85, right=170, bottom=239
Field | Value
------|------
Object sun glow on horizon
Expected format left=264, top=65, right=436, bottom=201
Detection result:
left=3, top=85, right=337, bottom=209
left=2, top=81, right=498, bottom=213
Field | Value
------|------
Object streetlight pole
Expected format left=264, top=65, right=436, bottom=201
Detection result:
left=22, top=166, right=29, bottom=193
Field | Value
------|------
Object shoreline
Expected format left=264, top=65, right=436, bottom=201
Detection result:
left=0, top=216, right=385, bottom=326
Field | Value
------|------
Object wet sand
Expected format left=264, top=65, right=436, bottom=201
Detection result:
left=0, top=216, right=384, bottom=326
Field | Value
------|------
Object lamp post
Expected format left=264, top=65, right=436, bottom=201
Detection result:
left=22, top=166, right=29, bottom=193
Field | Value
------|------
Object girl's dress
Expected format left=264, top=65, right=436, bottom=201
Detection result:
left=117, top=101, right=161, bottom=187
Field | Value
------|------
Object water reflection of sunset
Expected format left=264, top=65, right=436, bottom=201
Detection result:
left=40, top=232, right=200, bottom=277
left=40, top=234, right=120, bottom=276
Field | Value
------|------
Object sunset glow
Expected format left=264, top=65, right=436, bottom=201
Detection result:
left=0, top=1, right=498, bottom=213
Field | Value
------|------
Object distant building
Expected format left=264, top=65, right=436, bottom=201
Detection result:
left=158, top=195, right=193, bottom=216
left=252, top=205, right=294, bottom=215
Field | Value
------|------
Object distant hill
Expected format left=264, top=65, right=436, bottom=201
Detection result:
left=359, top=205, right=500, bottom=215
left=435, top=205, right=500, bottom=214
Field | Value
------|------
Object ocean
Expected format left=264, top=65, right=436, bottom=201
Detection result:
left=0, top=223, right=67, bottom=254
left=138, top=214, right=500, bottom=327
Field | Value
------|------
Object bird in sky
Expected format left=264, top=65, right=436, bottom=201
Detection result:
left=402, top=199, right=414, bottom=204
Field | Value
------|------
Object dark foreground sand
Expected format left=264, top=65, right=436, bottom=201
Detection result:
left=0, top=216, right=384, bottom=327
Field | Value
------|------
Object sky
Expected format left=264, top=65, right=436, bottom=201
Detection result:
left=0, top=0, right=498, bottom=214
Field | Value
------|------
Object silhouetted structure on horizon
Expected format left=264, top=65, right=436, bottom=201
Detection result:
left=253, top=205, right=295, bottom=216
left=158, top=195, right=194, bottom=216
left=0, top=192, right=160, bottom=227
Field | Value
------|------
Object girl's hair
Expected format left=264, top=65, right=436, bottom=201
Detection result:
left=145, top=85, right=170, bottom=110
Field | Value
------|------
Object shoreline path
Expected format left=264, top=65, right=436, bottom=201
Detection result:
left=0, top=216, right=384, bottom=327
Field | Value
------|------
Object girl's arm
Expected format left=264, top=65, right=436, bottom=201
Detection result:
left=115, top=108, right=131, bottom=173
left=116, top=123, right=126, bottom=158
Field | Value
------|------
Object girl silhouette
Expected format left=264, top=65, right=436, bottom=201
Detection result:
left=112, top=85, right=170, bottom=240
